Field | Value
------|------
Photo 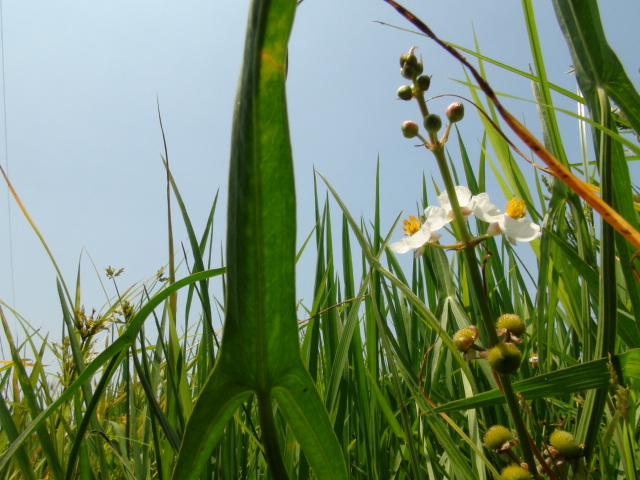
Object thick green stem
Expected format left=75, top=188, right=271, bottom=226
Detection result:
left=430, top=145, right=540, bottom=477
left=257, top=392, right=290, bottom=480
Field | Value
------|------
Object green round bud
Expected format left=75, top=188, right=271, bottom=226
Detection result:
left=401, top=64, right=416, bottom=80
left=549, top=429, right=581, bottom=459
left=399, top=52, right=418, bottom=68
left=483, top=425, right=511, bottom=451
left=415, top=75, right=431, bottom=92
left=446, top=101, right=465, bottom=123
left=401, top=121, right=419, bottom=139
left=487, top=343, right=522, bottom=375
left=500, top=465, right=532, bottom=480
left=423, top=114, right=442, bottom=134
left=397, top=85, right=413, bottom=101
left=414, top=61, right=424, bottom=76
left=496, top=314, right=526, bottom=337
left=453, top=326, right=478, bottom=352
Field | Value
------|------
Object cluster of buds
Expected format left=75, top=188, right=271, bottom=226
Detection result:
left=397, top=48, right=464, bottom=149
left=397, top=47, right=431, bottom=100
left=453, top=313, right=528, bottom=376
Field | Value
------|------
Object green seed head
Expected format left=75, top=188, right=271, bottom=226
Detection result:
left=397, top=85, right=413, bottom=101
left=423, top=114, right=442, bottom=134
left=549, top=429, right=581, bottom=458
left=496, top=313, right=526, bottom=336
left=446, top=101, right=465, bottom=123
left=453, top=326, right=479, bottom=352
left=500, top=465, right=532, bottom=480
left=483, top=425, right=511, bottom=451
left=487, top=343, right=522, bottom=375
left=401, top=121, right=419, bottom=139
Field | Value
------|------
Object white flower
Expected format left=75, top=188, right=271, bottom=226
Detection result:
left=434, top=186, right=476, bottom=219
left=390, top=214, right=441, bottom=255
left=473, top=194, right=541, bottom=244
left=420, top=185, right=476, bottom=232
left=391, top=186, right=476, bottom=255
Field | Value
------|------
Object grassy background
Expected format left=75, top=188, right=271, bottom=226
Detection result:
left=1, top=0, right=639, bottom=478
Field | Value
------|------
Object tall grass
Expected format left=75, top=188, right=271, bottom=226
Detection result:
left=1, top=0, right=639, bottom=478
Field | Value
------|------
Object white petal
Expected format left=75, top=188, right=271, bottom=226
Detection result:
left=424, top=206, right=449, bottom=230
left=390, top=238, right=414, bottom=253
left=499, top=216, right=542, bottom=242
left=437, top=186, right=473, bottom=211
left=473, top=193, right=503, bottom=222
left=390, top=223, right=433, bottom=253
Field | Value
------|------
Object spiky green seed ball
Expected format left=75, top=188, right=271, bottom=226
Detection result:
left=496, top=313, right=526, bottom=336
left=453, top=327, right=478, bottom=352
left=549, top=429, right=581, bottom=458
left=487, top=343, right=522, bottom=375
left=483, top=425, right=511, bottom=451
left=500, top=465, right=532, bottom=480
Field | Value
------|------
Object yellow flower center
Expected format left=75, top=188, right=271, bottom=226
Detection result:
left=402, top=215, right=421, bottom=236
left=505, top=197, right=526, bottom=219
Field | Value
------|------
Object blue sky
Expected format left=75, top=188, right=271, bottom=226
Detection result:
left=0, top=0, right=638, bottom=348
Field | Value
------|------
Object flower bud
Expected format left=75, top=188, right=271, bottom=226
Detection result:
left=401, top=63, right=417, bottom=79
left=500, top=465, right=532, bottom=480
left=423, top=114, right=442, bottom=134
left=399, top=52, right=418, bottom=68
left=415, top=75, right=431, bottom=92
left=413, top=61, right=424, bottom=76
left=484, top=425, right=511, bottom=451
left=401, top=121, right=419, bottom=139
left=549, top=429, right=581, bottom=459
left=446, top=101, right=465, bottom=123
left=397, top=85, right=413, bottom=101
left=487, top=343, right=522, bottom=375
left=453, top=326, right=479, bottom=352
left=496, top=314, right=526, bottom=337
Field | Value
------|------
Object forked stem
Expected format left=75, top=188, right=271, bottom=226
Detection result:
left=430, top=144, right=540, bottom=477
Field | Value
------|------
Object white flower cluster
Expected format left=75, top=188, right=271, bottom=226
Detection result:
left=390, top=186, right=541, bottom=255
